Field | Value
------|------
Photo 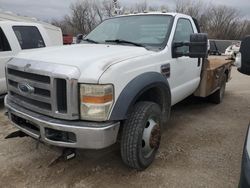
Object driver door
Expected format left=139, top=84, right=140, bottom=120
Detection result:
left=170, top=18, right=202, bottom=104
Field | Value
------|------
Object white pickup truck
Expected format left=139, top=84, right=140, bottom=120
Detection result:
left=0, top=21, right=63, bottom=98
left=4, top=13, right=232, bottom=170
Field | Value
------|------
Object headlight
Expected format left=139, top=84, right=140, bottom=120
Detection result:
left=80, top=84, right=114, bottom=121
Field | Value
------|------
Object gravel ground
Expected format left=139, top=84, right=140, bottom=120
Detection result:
left=0, top=67, right=249, bottom=188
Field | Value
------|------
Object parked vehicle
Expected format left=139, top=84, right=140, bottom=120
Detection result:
left=4, top=13, right=232, bottom=170
left=225, top=42, right=241, bottom=60
left=0, top=21, right=63, bottom=98
left=63, top=34, right=73, bottom=45
left=237, top=36, right=250, bottom=188
left=208, top=40, right=222, bottom=55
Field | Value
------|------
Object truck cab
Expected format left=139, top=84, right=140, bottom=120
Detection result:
left=0, top=21, right=63, bottom=98
left=4, top=13, right=230, bottom=170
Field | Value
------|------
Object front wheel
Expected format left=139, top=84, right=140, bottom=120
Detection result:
left=120, top=102, right=162, bottom=170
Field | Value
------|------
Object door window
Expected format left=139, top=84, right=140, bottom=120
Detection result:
left=173, top=18, right=194, bottom=54
left=12, top=26, right=46, bottom=50
left=0, top=27, right=11, bottom=52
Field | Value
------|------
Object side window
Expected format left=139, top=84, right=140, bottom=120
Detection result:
left=0, top=27, right=11, bottom=52
left=12, top=26, right=46, bottom=50
left=173, top=18, right=194, bottom=53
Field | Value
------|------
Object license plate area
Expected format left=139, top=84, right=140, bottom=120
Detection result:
left=11, top=113, right=40, bottom=136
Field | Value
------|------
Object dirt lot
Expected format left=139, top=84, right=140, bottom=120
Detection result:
left=0, top=67, right=249, bottom=188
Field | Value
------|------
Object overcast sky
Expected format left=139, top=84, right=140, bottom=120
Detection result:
left=0, top=0, right=249, bottom=21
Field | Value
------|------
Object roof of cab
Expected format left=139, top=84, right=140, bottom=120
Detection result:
left=114, top=12, right=190, bottom=18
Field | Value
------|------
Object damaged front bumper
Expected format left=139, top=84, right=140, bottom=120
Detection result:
left=5, top=96, right=120, bottom=149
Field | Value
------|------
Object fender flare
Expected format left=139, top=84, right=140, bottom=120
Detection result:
left=109, top=72, right=171, bottom=121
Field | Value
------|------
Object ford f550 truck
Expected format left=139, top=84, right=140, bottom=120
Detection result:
left=4, top=13, right=232, bottom=170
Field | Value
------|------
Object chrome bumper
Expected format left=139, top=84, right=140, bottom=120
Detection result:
left=5, top=96, right=120, bottom=149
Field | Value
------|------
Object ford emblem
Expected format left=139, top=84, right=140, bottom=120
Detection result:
left=18, top=83, right=34, bottom=94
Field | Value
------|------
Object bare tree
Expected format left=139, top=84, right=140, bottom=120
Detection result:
left=102, top=0, right=114, bottom=17
left=160, top=5, right=170, bottom=12
left=206, top=5, right=241, bottom=39
left=130, top=1, right=148, bottom=13
left=175, top=0, right=207, bottom=18
left=135, top=1, right=147, bottom=12
left=174, top=0, right=248, bottom=39
left=69, top=0, right=90, bottom=34
left=93, top=2, right=104, bottom=22
left=66, top=0, right=105, bottom=34
left=241, top=21, right=250, bottom=38
left=51, top=0, right=250, bottom=39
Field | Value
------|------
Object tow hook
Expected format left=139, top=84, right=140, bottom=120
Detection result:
left=48, top=148, right=76, bottom=167
left=62, top=148, right=76, bottom=160
left=5, top=130, right=28, bottom=139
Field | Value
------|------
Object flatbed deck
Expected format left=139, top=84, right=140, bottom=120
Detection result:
left=207, top=56, right=233, bottom=70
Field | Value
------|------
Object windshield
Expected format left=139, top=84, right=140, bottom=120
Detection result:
left=84, top=15, right=173, bottom=50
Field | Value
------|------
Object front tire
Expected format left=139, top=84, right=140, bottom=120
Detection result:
left=121, top=102, right=162, bottom=170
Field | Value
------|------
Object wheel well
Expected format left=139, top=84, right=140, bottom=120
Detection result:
left=132, top=86, right=171, bottom=124
left=135, top=87, right=164, bottom=111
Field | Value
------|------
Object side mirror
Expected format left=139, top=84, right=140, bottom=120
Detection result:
left=238, top=36, right=250, bottom=75
left=76, top=34, right=84, bottom=44
left=172, top=33, right=208, bottom=58
left=189, top=33, right=208, bottom=58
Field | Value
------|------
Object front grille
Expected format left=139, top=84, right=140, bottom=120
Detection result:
left=8, top=79, right=51, bottom=97
left=8, top=68, right=50, bottom=83
left=10, top=91, right=52, bottom=110
left=6, top=60, right=80, bottom=120
left=56, top=79, right=67, bottom=113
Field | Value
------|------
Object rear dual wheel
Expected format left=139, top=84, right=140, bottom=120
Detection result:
left=209, top=74, right=227, bottom=104
left=121, top=102, right=162, bottom=170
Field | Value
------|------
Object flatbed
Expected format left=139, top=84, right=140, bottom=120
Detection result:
left=194, top=56, right=233, bottom=98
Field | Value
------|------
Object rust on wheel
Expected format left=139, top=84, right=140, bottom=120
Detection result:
left=142, top=118, right=161, bottom=158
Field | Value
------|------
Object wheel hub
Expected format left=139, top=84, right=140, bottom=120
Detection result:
left=142, top=118, right=161, bottom=158
left=149, top=125, right=161, bottom=149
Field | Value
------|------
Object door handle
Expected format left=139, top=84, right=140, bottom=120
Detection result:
left=161, top=64, right=170, bottom=78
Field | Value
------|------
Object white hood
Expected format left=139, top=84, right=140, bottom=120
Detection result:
left=15, top=44, right=153, bottom=83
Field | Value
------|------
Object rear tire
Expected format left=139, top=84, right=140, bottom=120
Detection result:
left=209, top=74, right=227, bottom=104
left=121, top=102, right=162, bottom=170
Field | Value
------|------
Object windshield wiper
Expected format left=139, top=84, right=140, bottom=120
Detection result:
left=83, top=38, right=99, bottom=44
left=105, top=39, right=147, bottom=49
